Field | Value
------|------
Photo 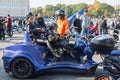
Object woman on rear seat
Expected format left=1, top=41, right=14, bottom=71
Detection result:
left=26, top=12, right=41, bottom=41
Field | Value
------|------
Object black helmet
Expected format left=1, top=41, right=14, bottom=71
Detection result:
left=55, top=9, right=65, bottom=17
left=28, top=12, right=34, bottom=16
left=48, top=22, right=57, bottom=30
left=26, top=12, right=34, bottom=19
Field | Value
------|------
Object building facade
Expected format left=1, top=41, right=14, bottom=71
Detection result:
left=0, top=0, right=30, bottom=17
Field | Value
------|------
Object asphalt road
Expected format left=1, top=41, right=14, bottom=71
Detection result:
left=0, top=32, right=111, bottom=80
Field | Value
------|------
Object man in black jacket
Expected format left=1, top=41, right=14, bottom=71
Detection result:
left=73, top=13, right=82, bottom=35
left=73, top=14, right=82, bottom=42
left=98, top=15, right=107, bottom=35
left=0, top=17, right=5, bottom=40
left=37, top=13, right=46, bottom=29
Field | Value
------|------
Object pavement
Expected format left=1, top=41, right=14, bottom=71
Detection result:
left=0, top=32, right=112, bottom=80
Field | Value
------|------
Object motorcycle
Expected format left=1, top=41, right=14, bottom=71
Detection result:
left=2, top=25, right=99, bottom=79
left=94, top=52, right=120, bottom=80
left=108, top=28, right=119, bottom=43
left=2, top=22, right=119, bottom=79
left=113, top=29, right=119, bottom=43
left=12, top=25, right=25, bottom=33
left=91, top=35, right=120, bottom=80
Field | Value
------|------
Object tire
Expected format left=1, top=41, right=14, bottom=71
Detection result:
left=17, top=27, right=23, bottom=33
left=11, top=58, right=34, bottom=79
left=10, top=31, right=13, bottom=37
left=94, top=74, right=114, bottom=80
left=89, top=65, right=98, bottom=75
left=18, top=28, right=23, bottom=33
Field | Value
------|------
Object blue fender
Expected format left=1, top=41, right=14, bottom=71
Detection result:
left=68, top=9, right=84, bottom=26
left=84, top=46, right=92, bottom=54
left=3, top=44, right=47, bottom=73
left=83, top=46, right=94, bottom=61
left=12, top=52, right=44, bottom=74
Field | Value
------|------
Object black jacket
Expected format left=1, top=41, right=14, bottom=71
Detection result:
left=73, top=19, right=82, bottom=32
left=115, top=24, right=120, bottom=30
left=102, top=20, right=107, bottom=29
left=28, top=22, right=39, bottom=32
left=0, top=20, right=4, bottom=29
left=37, top=17, right=46, bottom=28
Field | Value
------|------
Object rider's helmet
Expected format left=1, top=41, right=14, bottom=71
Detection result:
left=26, top=12, right=34, bottom=20
left=48, top=22, right=57, bottom=30
left=55, top=9, right=65, bottom=18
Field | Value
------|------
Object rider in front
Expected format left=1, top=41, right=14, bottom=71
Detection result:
left=54, top=9, right=95, bottom=64
left=56, top=9, right=69, bottom=37
left=46, top=9, right=70, bottom=58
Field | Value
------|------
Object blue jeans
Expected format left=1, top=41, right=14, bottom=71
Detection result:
left=74, top=31, right=80, bottom=42
left=81, top=27, right=89, bottom=38
left=99, top=28, right=107, bottom=35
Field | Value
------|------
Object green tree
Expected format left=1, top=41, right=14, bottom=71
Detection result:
left=64, top=6, right=73, bottom=17
left=36, top=7, right=43, bottom=14
left=99, top=3, right=115, bottom=16
left=55, top=4, right=66, bottom=10
left=31, top=8, right=37, bottom=15
left=88, top=0, right=100, bottom=16
left=46, top=5, right=54, bottom=17
left=31, top=1, right=115, bottom=17
left=115, top=4, right=120, bottom=14
left=73, top=3, right=88, bottom=13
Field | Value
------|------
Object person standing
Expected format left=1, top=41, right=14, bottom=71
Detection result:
left=72, top=13, right=82, bottom=42
left=98, top=15, right=107, bottom=35
left=5, top=14, right=12, bottom=37
left=55, top=9, right=69, bottom=37
left=18, top=18, right=23, bottom=28
left=23, top=19, right=27, bottom=30
left=0, top=16, right=5, bottom=40
left=80, top=10, right=89, bottom=38
left=73, top=13, right=82, bottom=35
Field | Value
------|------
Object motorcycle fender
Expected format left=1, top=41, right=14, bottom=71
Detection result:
left=3, top=51, right=45, bottom=73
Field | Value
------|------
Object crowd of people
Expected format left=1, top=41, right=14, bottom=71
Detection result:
left=72, top=10, right=120, bottom=40
left=0, top=9, right=120, bottom=41
left=0, top=14, right=12, bottom=40
left=26, top=9, right=120, bottom=41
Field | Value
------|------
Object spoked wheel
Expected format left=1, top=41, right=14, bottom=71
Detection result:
left=11, top=58, right=33, bottom=79
left=94, top=74, right=114, bottom=80
left=17, top=26, right=23, bottom=33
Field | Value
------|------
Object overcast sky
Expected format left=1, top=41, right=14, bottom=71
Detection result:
left=30, top=0, right=120, bottom=8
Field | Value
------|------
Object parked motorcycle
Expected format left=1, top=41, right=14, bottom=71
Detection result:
left=91, top=35, right=120, bottom=80
left=113, top=29, right=119, bottom=42
left=94, top=54, right=120, bottom=80
left=12, top=25, right=25, bottom=33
